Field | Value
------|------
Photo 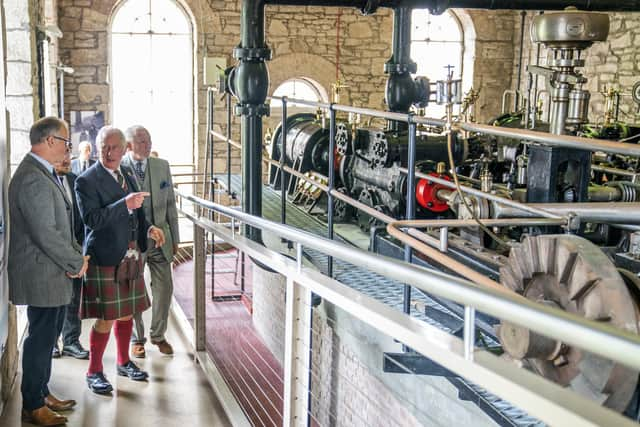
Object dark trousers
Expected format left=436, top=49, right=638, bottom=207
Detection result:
left=61, top=278, right=82, bottom=346
left=22, top=306, right=65, bottom=411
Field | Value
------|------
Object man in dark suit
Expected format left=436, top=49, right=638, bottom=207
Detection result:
left=9, top=116, right=89, bottom=425
left=52, top=149, right=90, bottom=360
left=123, top=125, right=180, bottom=358
left=71, top=140, right=95, bottom=175
left=75, top=126, right=165, bottom=395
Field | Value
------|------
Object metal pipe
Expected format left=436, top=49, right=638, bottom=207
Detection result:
left=403, top=120, right=417, bottom=316
left=493, top=202, right=640, bottom=224
left=327, top=107, right=337, bottom=277
left=176, top=189, right=640, bottom=372
left=592, top=164, right=638, bottom=179
left=271, top=95, right=640, bottom=157
left=405, top=168, right=562, bottom=219
left=459, top=122, right=640, bottom=157
left=262, top=0, right=640, bottom=12
left=515, top=11, right=526, bottom=111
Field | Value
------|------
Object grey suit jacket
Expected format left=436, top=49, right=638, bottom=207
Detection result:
left=8, top=154, right=84, bottom=307
left=123, top=156, right=179, bottom=262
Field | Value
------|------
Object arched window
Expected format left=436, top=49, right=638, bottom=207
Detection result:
left=411, top=9, right=464, bottom=118
left=269, top=77, right=328, bottom=109
left=111, top=0, right=193, bottom=164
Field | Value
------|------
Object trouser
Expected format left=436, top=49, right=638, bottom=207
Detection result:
left=61, top=278, right=82, bottom=346
left=132, top=246, right=173, bottom=344
left=22, top=306, right=65, bottom=411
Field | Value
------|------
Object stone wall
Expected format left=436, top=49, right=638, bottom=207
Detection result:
left=511, top=11, right=640, bottom=125
left=6, top=0, right=38, bottom=167
left=57, top=2, right=519, bottom=177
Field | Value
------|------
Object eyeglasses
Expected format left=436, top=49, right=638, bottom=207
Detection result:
left=52, top=135, right=72, bottom=150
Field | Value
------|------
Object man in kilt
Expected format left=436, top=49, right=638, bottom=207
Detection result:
left=75, top=126, right=165, bottom=394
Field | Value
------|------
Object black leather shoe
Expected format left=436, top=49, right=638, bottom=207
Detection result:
left=86, top=372, right=113, bottom=395
left=52, top=345, right=61, bottom=359
left=117, top=361, right=149, bottom=381
left=62, top=342, right=89, bottom=359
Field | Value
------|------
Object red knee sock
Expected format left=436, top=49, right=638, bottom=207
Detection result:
left=114, top=319, right=133, bottom=366
left=88, top=327, right=110, bottom=375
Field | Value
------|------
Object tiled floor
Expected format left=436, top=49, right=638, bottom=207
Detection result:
left=0, top=308, right=231, bottom=426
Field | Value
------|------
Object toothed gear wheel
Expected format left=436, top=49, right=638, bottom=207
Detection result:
left=498, top=234, right=639, bottom=411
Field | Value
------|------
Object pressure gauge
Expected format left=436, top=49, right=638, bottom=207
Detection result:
left=632, top=81, right=640, bottom=105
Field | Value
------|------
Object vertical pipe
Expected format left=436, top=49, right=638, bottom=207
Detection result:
left=226, top=93, right=232, bottom=195
left=385, top=7, right=415, bottom=132
left=242, top=114, right=264, bottom=241
left=515, top=11, right=526, bottom=111
left=57, top=70, right=64, bottom=118
left=327, top=107, right=336, bottom=277
left=281, top=97, right=288, bottom=224
left=403, top=120, right=417, bottom=316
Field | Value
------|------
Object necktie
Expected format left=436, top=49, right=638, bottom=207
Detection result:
left=115, top=170, right=128, bottom=191
left=82, top=161, right=88, bottom=172
left=135, top=161, right=145, bottom=181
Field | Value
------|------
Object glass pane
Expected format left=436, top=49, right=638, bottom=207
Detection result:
left=270, top=78, right=325, bottom=108
left=111, top=1, right=193, bottom=165
left=412, top=9, right=461, bottom=42
left=150, top=0, right=190, bottom=34
left=411, top=42, right=462, bottom=80
left=111, top=0, right=151, bottom=33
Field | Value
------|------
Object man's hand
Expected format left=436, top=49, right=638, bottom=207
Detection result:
left=125, top=192, right=150, bottom=210
left=67, top=255, right=90, bottom=278
left=149, top=226, right=166, bottom=248
left=173, top=244, right=179, bottom=256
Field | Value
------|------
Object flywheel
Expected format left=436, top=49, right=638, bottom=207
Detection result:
left=498, top=234, right=639, bottom=411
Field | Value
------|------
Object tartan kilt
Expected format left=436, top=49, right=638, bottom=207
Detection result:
left=80, top=262, right=150, bottom=320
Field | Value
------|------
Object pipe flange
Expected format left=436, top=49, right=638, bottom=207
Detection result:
left=233, top=46, right=273, bottom=61
left=384, top=62, right=417, bottom=75
left=234, top=103, right=270, bottom=117
left=359, top=0, right=381, bottom=16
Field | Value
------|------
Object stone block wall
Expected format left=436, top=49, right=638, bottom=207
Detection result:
left=6, top=0, right=38, bottom=167
left=511, top=11, right=640, bottom=125
left=57, top=2, right=519, bottom=178
left=250, top=260, right=499, bottom=426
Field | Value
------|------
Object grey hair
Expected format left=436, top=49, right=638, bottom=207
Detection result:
left=96, top=125, right=126, bottom=148
left=29, top=116, right=67, bottom=145
left=124, top=125, right=150, bottom=142
left=78, top=140, right=92, bottom=151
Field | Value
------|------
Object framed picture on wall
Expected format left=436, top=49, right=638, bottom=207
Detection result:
left=69, top=110, right=104, bottom=160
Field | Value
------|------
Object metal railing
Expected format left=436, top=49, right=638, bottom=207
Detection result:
left=177, top=188, right=640, bottom=427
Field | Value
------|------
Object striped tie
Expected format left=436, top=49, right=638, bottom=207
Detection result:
left=115, top=170, right=128, bottom=191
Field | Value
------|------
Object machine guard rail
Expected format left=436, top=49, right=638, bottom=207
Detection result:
left=175, top=188, right=640, bottom=427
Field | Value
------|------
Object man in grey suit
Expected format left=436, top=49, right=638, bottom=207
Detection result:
left=123, top=125, right=180, bottom=357
left=9, top=116, right=89, bottom=426
left=70, top=140, right=95, bottom=175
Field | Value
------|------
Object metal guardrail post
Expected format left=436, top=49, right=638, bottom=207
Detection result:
left=327, top=106, right=336, bottom=277
left=226, top=92, right=232, bottom=194
left=193, top=224, right=206, bottom=352
left=281, top=97, right=288, bottom=225
left=439, top=227, right=448, bottom=252
left=464, top=306, right=476, bottom=361
left=403, top=118, right=417, bottom=316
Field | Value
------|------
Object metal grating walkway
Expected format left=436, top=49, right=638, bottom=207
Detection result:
left=218, top=174, right=543, bottom=427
